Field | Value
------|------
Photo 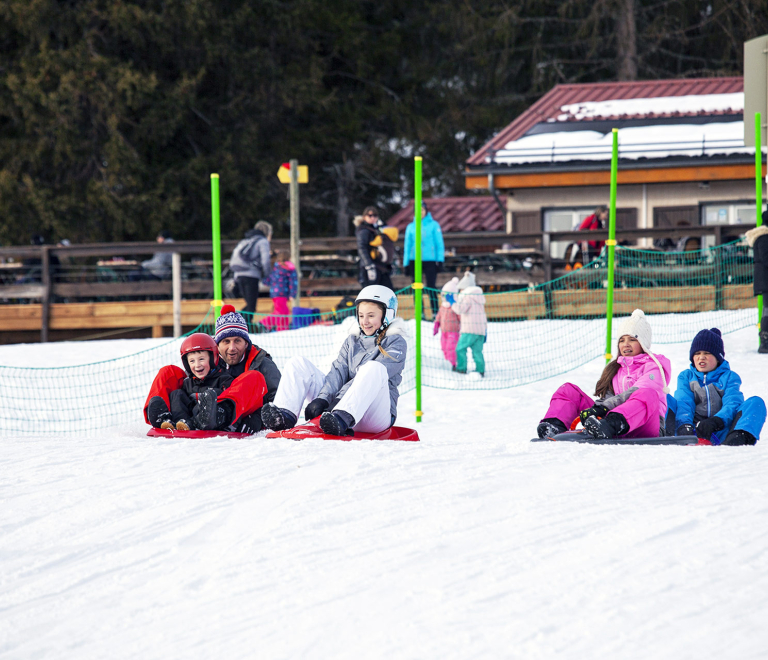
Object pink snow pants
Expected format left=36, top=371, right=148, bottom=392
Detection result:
left=543, top=382, right=663, bottom=438
left=441, top=331, right=459, bottom=367
left=261, top=296, right=290, bottom=331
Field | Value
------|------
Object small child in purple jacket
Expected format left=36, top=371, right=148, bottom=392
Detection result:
left=262, top=251, right=298, bottom=332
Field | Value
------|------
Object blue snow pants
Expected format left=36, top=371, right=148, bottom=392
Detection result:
left=666, top=393, right=766, bottom=443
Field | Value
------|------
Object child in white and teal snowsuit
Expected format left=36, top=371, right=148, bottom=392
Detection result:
left=451, top=271, right=486, bottom=376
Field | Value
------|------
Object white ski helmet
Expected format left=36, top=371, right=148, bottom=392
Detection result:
left=355, top=285, right=398, bottom=327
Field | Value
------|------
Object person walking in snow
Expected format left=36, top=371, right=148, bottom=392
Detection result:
left=261, top=251, right=298, bottom=332
left=229, top=220, right=273, bottom=314
left=403, top=200, right=445, bottom=318
left=260, top=285, right=407, bottom=436
left=666, top=328, right=766, bottom=445
left=433, top=276, right=461, bottom=369
left=354, top=207, right=396, bottom=290
left=746, top=219, right=768, bottom=353
left=537, top=309, right=672, bottom=440
left=452, top=271, right=486, bottom=377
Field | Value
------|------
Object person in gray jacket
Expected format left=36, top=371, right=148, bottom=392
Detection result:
left=261, top=285, right=407, bottom=436
left=229, top=220, right=273, bottom=314
left=136, top=230, right=174, bottom=280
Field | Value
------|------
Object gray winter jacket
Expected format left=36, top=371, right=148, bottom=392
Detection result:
left=318, top=318, right=407, bottom=421
left=141, top=238, right=174, bottom=279
left=229, top=230, right=271, bottom=280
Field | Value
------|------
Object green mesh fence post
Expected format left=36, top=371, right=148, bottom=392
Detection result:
left=756, top=113, right=764, bottom=337
left=211, top=173, right=223, bottom=319
left=604, top=129, right=619, bottom=363
left=414, top=157, right=423, bottom=424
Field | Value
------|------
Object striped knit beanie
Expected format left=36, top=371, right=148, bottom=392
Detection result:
left=214, top=305, right=250, bottom=344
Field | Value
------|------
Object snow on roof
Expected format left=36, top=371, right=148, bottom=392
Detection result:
left=555, top=93, right=743, bottom=122
left=495, top=120, right=751, bottom=165
left=467, top=77, right=745, bottom=168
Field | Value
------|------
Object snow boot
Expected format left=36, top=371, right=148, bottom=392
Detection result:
left=176, top=419, right=193, bottom=431
left=160, top=420, right=175, bottom=430
left=233, top=411, right=263, bottom=435
left=759, top=316, right=768, bottom=354
left=260, top=402, right=297, bottom=431
left=722, top=429, right=757, bottom=446
left=147, top=396, right=172, bottom=429
left=319, top=410, right=355, bottom=436
left=193, top=389, right=228, bottom=431
left=537, top=418, right=567, bottom=439
left=583, top=412, right=629, bottom=439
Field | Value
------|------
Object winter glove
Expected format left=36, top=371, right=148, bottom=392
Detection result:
left=696, top=416, right=725, bottom=441
left=676, top=423, right=695, bottom=437
left=304, top=397, right=330, bottom=421
left=433, top=321, right=440, bottom=336
left=444, top=292, right=455, bottom=305
left=365, top=265, right=377, bottom=282
left=579, top=404, right=609, bottom=424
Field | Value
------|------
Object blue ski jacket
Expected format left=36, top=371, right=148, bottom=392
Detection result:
left=403, top=213, right=444, bottom=267
left=672, top=360, right=744, bottom=429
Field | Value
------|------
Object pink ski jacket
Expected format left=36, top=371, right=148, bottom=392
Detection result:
left=451, top=286, right=487, bottom=335
left=600, top=352, right=672, bottom=419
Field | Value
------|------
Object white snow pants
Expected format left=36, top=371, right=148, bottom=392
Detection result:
left=273, top=356, right=393, bottom=433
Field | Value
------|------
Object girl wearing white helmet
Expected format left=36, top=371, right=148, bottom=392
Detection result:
left=261, top=285, right=407, bottom=436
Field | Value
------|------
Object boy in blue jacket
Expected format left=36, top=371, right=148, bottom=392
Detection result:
left=667, top=328, right=766, bottom=445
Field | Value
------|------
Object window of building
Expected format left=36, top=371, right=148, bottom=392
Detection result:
left=543, top=208, right=593, bottom=259
left=700, top=201, right=763, bottom=249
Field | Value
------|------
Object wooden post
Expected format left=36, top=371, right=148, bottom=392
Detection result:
left=289, top=159, right=301, bottom=300
left=41, top=245, right=51, bottom=343
left=542, top=232, right=552, bottom=282
left=172, top=252, right=182, bottom=338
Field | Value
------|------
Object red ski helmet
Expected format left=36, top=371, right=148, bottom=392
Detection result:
left=180, top=333, right=220, bottom=376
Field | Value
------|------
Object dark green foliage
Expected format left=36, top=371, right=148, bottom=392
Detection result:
left=0, top=0, right=765, bottom=245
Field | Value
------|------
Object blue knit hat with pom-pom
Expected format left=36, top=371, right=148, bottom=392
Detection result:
left=690, top=328, right=724, bottom=365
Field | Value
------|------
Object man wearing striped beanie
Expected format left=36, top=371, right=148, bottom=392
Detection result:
left=144, top=305, right=281, bottom=434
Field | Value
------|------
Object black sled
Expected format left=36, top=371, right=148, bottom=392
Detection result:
left=531, top=431, right=708, bottom=446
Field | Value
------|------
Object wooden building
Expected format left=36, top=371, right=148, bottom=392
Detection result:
left=464, top=77, right=766, bottom=256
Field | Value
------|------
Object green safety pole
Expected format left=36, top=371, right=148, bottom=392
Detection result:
left=414, top=157, right=423, bottom=424
left=756, top=113, right=764, bottom=340
left=605, top=128, right=619, bottom=364
left=211, top=173, right=223, bottom=319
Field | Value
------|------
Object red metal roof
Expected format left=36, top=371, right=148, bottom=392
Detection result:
left=467, top=76, right=744, bottom=167
left=387, top=196, right=506, bottom=232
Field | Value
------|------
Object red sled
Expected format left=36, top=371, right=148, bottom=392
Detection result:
left=147, top=428, right=253, bottom=439
left=266, top=418, right=420, bottom=442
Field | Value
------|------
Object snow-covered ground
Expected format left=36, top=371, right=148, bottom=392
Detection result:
left=2, top=322, right=768, bottom=658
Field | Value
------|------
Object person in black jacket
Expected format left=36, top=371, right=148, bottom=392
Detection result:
left=746, top=215, right=768, bottom=354
left=164, top=333, right=234, bottom=430
left=145, top=306, right=282, bottom=434
left=354, top=207, right=394, bottom=290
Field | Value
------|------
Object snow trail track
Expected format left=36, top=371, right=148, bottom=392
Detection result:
left=1, top=325, right=767, bottom=658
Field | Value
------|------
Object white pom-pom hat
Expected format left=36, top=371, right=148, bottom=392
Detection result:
left=617, top=309, right=669, bottom=393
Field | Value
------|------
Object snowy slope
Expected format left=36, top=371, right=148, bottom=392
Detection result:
left=1, top=324, right=768, bottom=659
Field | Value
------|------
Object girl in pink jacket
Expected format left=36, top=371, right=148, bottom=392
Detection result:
left=537, top=309, right=671, bottom=440
left=433, top=277, right=461, bottom=368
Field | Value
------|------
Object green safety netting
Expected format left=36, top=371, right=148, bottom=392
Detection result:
left=0, top=241, right=759, bottom=436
